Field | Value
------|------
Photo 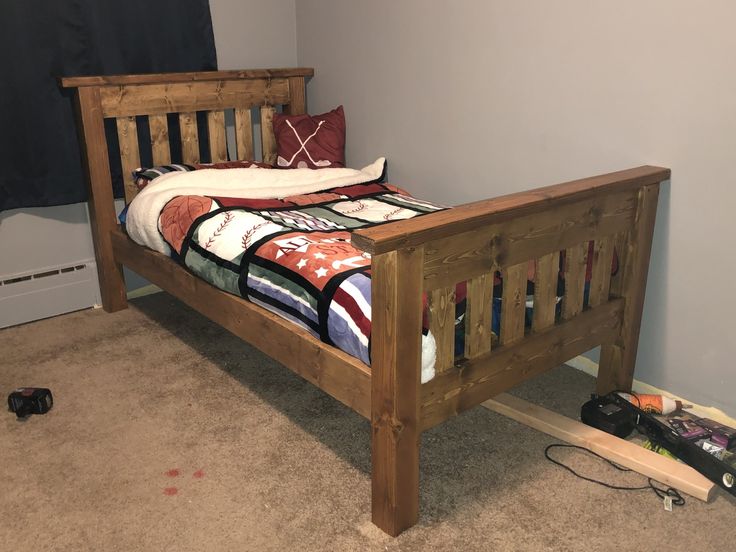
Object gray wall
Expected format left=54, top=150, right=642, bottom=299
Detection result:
left=295, top=1, right=736, bottom=416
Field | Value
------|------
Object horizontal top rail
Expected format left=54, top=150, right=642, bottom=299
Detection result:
left=351, top=166, right=670, bottom=254
left=59, top=67, right=314, bottom=88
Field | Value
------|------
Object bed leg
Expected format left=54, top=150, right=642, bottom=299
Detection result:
left=74, top=86, right=128, bottom=313
left=94, top=252, right=128, bottom=313
left=597, top=184, right=660, bottom=394
left=370, top=248, right=423, bottom=536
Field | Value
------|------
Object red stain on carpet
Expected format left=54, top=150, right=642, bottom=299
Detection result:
left=163, top=487, right=178, bottom=496
left=192, top=469, right=205, bottom=479
left=165, top=468, right=180, bottom=477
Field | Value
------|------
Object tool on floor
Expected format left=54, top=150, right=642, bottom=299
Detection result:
left=7, top=387, right=53, bottom=418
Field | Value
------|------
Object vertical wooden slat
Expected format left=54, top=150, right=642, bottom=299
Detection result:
left=598, top=185, right=660, bottom=394
left=115, top=116, right=141, bottom=203
left=428, top=286, right=456, bottom=373
left=608, top=232, right=628, bottom=297
left=207, top=110, right=228, bottom=163
left=284, top=76, right=307, bottom=115
left=588, top=237, right=615, bottom=307
left=178, top=112, right=200, bottom=164
left=500, top=263, right=527, bottom=345
left=371, top=247, right=423, bottom=537
left=561, top=243, right=588, bottom=320
left=464, top=273, right=493, bottom=359
left=148, top=114, right=171, bottom=166
left=234, top=108, right=254, bottom=160
left=260, top=105, right=277, bottom=165
left=75, top=87, right=127, bottom=312
left=532, top=252, right=559, bottom=332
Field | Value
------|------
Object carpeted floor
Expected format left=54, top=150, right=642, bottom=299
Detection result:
left=1, top=293, right=734, bottom=551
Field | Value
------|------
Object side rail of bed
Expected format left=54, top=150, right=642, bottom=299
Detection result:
left=351, top=165, right=669, bottom=535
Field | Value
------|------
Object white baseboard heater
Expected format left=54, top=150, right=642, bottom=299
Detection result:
left=0, top=260, right=101, bottom=329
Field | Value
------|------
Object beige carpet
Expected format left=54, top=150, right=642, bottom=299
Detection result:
left=1, top=293, right=734, bottom=551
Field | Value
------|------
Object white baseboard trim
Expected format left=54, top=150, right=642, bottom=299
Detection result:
left=565, top=355, right=736, bottom=427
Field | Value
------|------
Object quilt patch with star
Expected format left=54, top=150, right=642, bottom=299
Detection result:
left=158, top=182, right=445, bottom=365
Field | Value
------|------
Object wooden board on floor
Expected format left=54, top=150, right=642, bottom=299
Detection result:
left=482, top=393, right=716, bottom=502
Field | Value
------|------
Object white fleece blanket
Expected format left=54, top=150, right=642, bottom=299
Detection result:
left=126, top=157, right=387, bottom=255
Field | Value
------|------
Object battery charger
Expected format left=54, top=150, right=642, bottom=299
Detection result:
left=581, top=394, right=634, bottom=438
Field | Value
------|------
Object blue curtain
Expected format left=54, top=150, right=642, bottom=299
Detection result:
left=0, top=0, right=217, bottom=211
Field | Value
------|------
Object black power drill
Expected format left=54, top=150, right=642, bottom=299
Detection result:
left=7, top=388, right=53, bottom=418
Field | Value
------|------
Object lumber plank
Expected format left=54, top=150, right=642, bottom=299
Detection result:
left=561, top=242, right=588, bottom=320
left=420, top=190, right=637, bottom=291
left=352, top=166, right=671, bottom=255
left=115, top=116, right=141, bottom=203
left=98, top=79, right=290, bottom=117
left=532, top=252, right=559, bottom=331
left=500, top=263, right=527, bottom=345
left=260, top=105, right=277, bottom=165
left=148, top=114, right=171, bottom=166
left=207, top=110, right=228, bottom=163
left=234, top=108, right=254, bottom=160
left=109, top=228, right=371, bottom=417
left=178, top=112, right=200, bottom=164
left=588, top=236, right=615, bottom=307
left=482, top=393, right=715, bottom=502
left=371, top=248, right=423, bottom=536
left=60, top=67, right=314, bottom=88
left=598, top=184, right=660, bottom=394
left=285, top=76, right=307, bottom=115
left=464, top=273, right=493, bottom=359
left=420, top=299, right=623, bottom=430
left=74, top=86, right=127, bottom=312
left=428, top=286, right=457, bottom=373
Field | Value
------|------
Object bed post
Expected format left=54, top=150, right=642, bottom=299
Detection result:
left=597, top=183, right=660, bottom=394
left=74, top=86, right=128, bottom=312
left=370, top=246, right=424, bottom=536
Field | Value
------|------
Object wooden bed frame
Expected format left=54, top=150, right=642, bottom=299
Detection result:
left=61, top=67, right=669, bottom=536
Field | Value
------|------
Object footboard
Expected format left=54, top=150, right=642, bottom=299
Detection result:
left=352, top=165, right=669, bottom=535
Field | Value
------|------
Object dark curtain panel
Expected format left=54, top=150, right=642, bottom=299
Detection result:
left=0, top=0, right=217, bottom=211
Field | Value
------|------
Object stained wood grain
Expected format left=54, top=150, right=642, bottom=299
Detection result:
left=464, top=273, right=493, bottom=359
left=588, top=237, right=615, bottom=307
left=98, top=79, right=290, bottom=117
left=532, top=252, right=559, bottom=331
left=61, top=67, right=313, bottom=88
left=352, top=166, right=670, bottom=255
left=561, top=242, right=588, bottom=320
left=428, top=286, right=456, bottom=373
left=115, top=116, right=141, bottom=203
left=598, top=185, right=660, bottom=394
left=420, top=190, right=637, bottom=291
left=260, top=105, right=277, bottom=165
left=371, top=248, right=423, bottom=536
left=284, top=76, right=307, bottom=115
left=110, top=228, right=371, bottom=417
left=148, top=114, right=171, bottom=165
left=234, top=108, right=254, bottom=160
left=207, top=110, right=228, bottom=163
left=74, top=86, right=127, bottom=312
left=420, top=299, right=623, bottom=430
left=500, top=263, right=527, bottom=345
left=178, top=112, right=200, bottom=164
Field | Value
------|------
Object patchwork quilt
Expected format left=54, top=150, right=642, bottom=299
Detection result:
left=125, top=160, right=445, bottom=382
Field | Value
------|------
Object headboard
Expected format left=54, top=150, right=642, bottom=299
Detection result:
left=60, top=68, right=313, bottom=311
left=61, top=67, right=314, bottom=202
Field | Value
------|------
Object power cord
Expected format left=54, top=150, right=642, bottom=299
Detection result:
left=544, top=443, right=685, bottom=507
